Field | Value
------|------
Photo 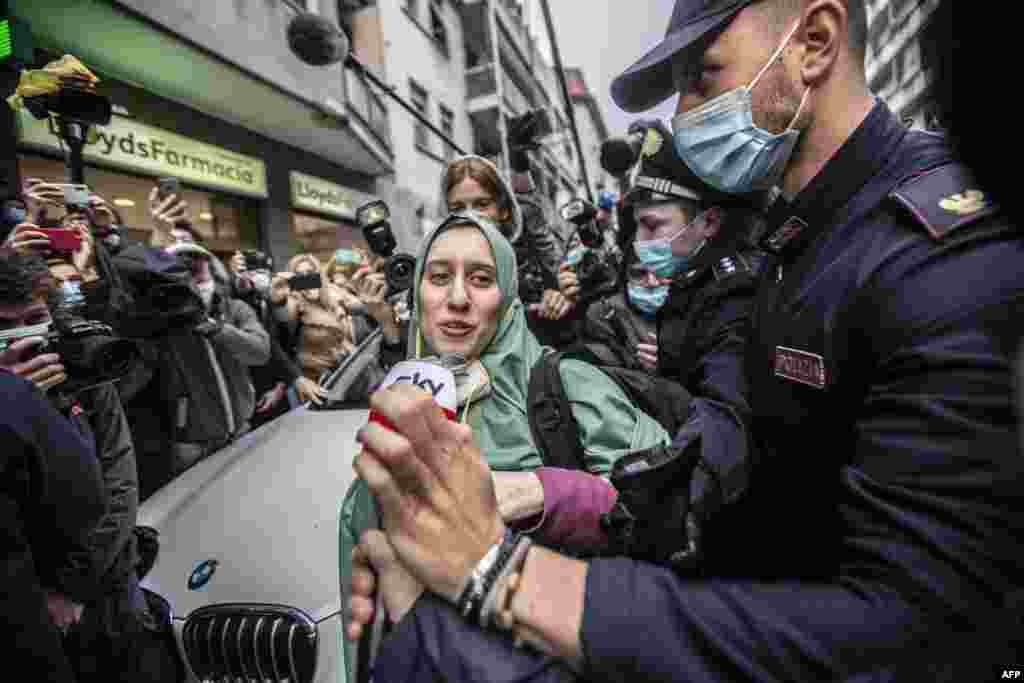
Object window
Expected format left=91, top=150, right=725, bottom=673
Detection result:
left=439, top=105, right=455, bottom=160
left=430, top=2, right=449, bottom=56
left=410, top=80, right=430, bottom=153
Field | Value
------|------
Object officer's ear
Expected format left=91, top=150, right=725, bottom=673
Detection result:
left=798, top=0, right=847, bottom=87
left=699, top=207, right=724, bottom=239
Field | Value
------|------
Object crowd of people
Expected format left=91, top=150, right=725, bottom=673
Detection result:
left=339, top=1, right=1023, bottom=683
left=0, top=171, right=424, bottom=678
left=4, top=0, right=1021, bottom=681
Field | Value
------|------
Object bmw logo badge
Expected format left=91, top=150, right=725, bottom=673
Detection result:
left=188, top=559, right=219, bottom=590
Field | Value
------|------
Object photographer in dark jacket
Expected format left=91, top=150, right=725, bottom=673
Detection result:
left=0, top=249, right=177, bottom=681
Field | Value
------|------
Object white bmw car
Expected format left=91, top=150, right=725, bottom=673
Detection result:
left=138, top=332, right=382, bottom=683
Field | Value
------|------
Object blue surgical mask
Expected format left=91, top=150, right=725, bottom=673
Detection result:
left=628, top=283, right=669, bottom=315
left=633, top=210, right=708, bottom=278
left=3, top=206, right=26, bottom=225
left=671, top=22, right=811, bottom=194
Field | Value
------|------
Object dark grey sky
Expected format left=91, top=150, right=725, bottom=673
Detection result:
left=531, top=0, right=680, bottom=136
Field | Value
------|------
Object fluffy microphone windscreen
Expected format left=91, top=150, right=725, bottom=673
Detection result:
left=287, top=12, right=349, bottom=66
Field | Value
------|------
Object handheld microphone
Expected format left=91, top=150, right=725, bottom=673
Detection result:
left=286, top=12, right=350, bottom=66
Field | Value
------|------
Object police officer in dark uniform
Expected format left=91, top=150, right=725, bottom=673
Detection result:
left=340, top=1, right=1024, bottom=680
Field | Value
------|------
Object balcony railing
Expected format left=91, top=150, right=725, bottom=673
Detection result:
left=467, top=63, right=498, bottom=99
left=346, top=68, right=391, bottom=147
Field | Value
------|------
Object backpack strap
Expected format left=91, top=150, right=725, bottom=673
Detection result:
left=527, top=350, right=589, bottom=471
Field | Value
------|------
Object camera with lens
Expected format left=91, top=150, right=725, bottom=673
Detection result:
left=42, top=317, right=140, bottom=394
left=561, top=198, right=617, bottom=299
left=356, top=200, right=417, bottom=295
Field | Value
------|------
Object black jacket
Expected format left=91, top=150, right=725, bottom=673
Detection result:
left=60, top=383, right=139, bottom=595
left=1, top=371, right=105, bottom=682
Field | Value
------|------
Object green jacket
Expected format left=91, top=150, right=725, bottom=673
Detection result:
left=337, top=212, right=668, bottom=682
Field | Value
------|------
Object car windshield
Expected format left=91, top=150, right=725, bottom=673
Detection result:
left=314, top=327, right=384, bottom=411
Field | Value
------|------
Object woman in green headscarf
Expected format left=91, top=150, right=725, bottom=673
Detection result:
left=337, top=211, right=668, bottom=680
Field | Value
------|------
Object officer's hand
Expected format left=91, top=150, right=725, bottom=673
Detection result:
left=0, top=337, right=67, bottom=392
left=8, top=223, right=51, bottom=254
left=558, top=263, right=580, bottom=304
left=637, top=332, right=658, bottom=373
left=270, top=272, right=293, bottom=305
left=348, top=529, right=425, bottom=637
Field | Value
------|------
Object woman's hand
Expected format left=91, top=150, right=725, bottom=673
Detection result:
left=637, top=332, right=659, bottom=373
left=347, top=529, right=425, bottom=639
left=558, top=263, right=580, bottom=304
left=7, top=222, right=51, bottom=254
left=270, top=272, right=293, bottom=306
left=255, top=382, right=287, bottom=414
left=147, top=187, right=189, bottom=246
left=529, top=289, right=572, bottom=320
left=492, top=471, right=545, bottom=523
left=0, top=337, right=67, bottom=392
left=351, top=267, right=392, bottom=321
left=294, top=376, right=327, bottom=406
left=22, top=179, right=65, bottom=219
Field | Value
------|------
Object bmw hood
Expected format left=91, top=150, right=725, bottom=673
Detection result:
left=138, top=406, right=367, bottom=623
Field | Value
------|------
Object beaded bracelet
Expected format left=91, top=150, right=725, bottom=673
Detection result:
left=455, top=530, right=518, bottom=624
left=480, top=535, right=533, bottom=630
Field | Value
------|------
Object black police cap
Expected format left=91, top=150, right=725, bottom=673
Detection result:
left=611, top=0, right=755, bottom=113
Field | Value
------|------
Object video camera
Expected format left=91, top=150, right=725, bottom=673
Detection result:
left=561, top=198, right=617, bottom=296
left=43, top=316, right=140, bottom=394
left=355, top=200, right=416, bottom=295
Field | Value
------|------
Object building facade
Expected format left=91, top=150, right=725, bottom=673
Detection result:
left=564, top=67, right=614, bottom=199
left=459, top=0, right=582, bottom=211
left=370, top=0, right=476, bottom=243
left=3, top=0, right=395, bottom=266
left=864, top=0, right=944, bottom=130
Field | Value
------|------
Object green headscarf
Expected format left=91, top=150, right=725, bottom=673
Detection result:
left=408, top=211, right=545, bottom=471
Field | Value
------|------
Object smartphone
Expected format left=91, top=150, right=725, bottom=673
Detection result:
left=63, top=183, right=90, bottom=209
left=38, top=227, right=83, bottom=253
left=288, top=272, right=322, bottom=291
left=157, top=177, right=180, bottom=200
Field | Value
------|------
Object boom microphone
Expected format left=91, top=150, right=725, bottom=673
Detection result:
left=600, top=131, right=645, bottom=176
left=286, top=12, right=350, bottom=67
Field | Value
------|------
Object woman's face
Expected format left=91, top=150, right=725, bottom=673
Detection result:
left=419, top=225, right=502, bottom=361
left=447, top=177, right=501, bottom=223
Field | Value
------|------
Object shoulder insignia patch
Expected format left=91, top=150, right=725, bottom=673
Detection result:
left=890, top=164, right=1000, bottom=241
left=641, top=128, right=664, bottom=158
left=712, top=254, right=751, bottom=281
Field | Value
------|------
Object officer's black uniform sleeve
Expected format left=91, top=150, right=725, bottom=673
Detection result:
left=580, top=230, right=1024, bottom=681
left=671, top=278, right=757, bottom=523
left=375, top=593, right=579, bottom=683
left=1, top=372, right=104, bottom=681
